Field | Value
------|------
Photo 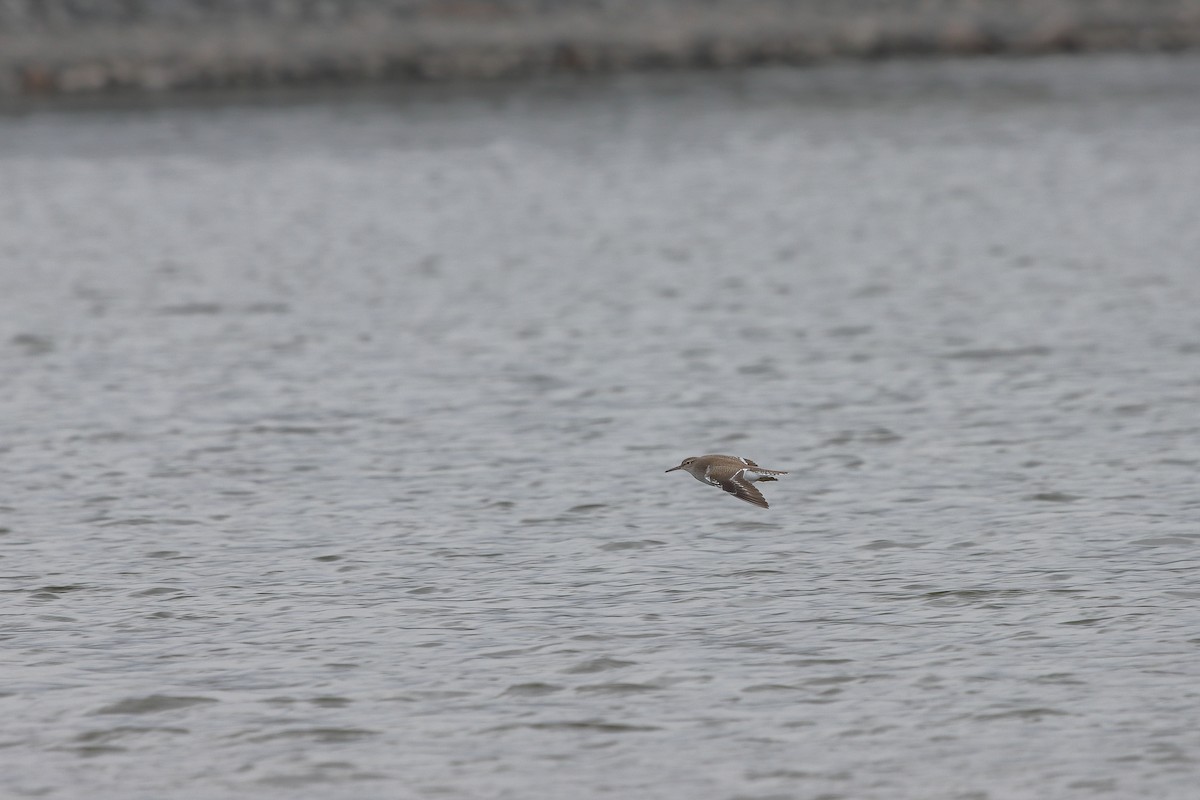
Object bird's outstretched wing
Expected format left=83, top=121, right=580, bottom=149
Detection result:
left=718, top=470, right=769, bottom=509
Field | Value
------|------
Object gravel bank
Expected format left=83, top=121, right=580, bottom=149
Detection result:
left=2, top=0, right=1200, bottom=95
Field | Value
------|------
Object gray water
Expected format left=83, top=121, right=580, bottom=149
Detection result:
left=2, top=54, right=1200, bottom=799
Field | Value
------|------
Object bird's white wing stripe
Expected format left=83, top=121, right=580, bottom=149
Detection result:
left=722, top=471, right=769, bottom=508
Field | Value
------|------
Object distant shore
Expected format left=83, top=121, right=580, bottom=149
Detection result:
left=3, top=0, right=1200, bottom=96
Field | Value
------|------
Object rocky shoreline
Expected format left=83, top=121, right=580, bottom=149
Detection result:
left=3, top=0, right=1200, bottom=96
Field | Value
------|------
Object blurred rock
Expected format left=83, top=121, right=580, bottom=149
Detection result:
left=1, top=0, right=1199, bottom=95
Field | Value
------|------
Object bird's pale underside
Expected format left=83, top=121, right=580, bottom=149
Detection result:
left=665, top=454, right=788, bottom=508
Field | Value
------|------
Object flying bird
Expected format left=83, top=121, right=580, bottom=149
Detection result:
left=665, top=454, right=788, bottom=508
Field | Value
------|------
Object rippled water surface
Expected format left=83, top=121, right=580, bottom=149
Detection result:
left=3, top=55, right=1200, bottom=799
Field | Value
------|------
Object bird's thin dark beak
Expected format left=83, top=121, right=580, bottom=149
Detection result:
left=665, top=465, right=681, bottom=472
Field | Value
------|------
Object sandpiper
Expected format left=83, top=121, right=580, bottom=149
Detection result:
left=665, top=455, right=788, bottom=509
